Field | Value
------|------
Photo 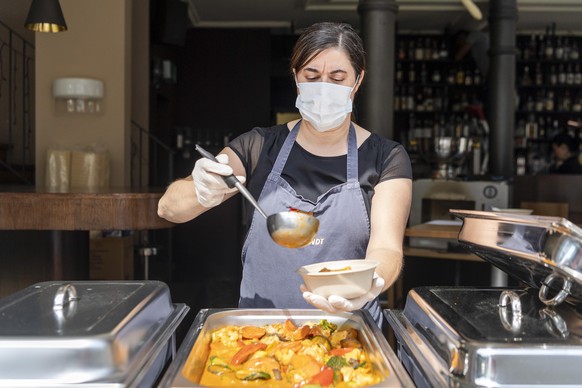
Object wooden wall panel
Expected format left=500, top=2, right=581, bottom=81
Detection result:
left=513, top=175, right=582, bottom=224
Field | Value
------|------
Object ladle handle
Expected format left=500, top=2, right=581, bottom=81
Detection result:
left=195, top=144, right=268, bottom=219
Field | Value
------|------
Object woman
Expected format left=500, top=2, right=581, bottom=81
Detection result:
left=158, top=22, right=412, bottom=326
left=549, top=132, right=582, bottom=174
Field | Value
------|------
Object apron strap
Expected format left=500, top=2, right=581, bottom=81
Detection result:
left=270, top=121, right=301, bottom=178
left=346, top=123, right=358, bottom=183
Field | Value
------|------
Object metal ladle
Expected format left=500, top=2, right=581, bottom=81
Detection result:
left=195, top=145, right=319, bottom=248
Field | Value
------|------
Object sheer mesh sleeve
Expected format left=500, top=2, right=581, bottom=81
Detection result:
left=227, top=128, right=265, bottom=178
left=379, top=144, right=413, bottom=182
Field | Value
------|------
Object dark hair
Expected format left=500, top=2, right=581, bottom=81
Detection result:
left=552, top=132, right=579, bottom=153
left=289, top=22, right=366, bottom=78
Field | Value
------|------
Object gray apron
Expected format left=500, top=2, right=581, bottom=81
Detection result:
left=239, top=121, right=382, bottom=326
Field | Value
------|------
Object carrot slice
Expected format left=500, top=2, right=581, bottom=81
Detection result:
left=292, top=325, right=310, bottom=341
left=241, top=326, right=266, bottom=339
left=285, top=319, right=297, bottom=331
left=231, top=342, right=267, bottom=365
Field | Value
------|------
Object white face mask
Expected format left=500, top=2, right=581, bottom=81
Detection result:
left=295, top=78, right=358, bottom=132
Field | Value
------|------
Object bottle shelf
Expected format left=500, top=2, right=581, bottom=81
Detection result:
left=395, top=29, right=582, bottom=177
left=517, top=84, right=582, bottom=89
left=517, top=59, right=581, bottom=64
left=516, top=110, right=582, bottom=115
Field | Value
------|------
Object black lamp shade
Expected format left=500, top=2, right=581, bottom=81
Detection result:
left=25, top=0, right=67, bottom=33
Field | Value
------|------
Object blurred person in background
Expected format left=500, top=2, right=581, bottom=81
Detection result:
left=453, top=28, right=490, bottom=122
left=549, top=132, right=582, bottom=174
left=454, top=28, right=490, bottom=79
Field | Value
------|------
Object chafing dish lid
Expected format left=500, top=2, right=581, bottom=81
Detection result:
left=404, top=286, right=582, bottom=344
left=450, top=209, right=582, bottom=306
left=0, top=280, right=178, bottom=384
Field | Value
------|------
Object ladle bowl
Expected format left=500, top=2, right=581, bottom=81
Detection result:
left=267, top=211, right=320, bottom=248
left=195, top=145, right=320, bottom=248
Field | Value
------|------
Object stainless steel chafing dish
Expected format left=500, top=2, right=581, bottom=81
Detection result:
left=450, top=209, right=582, bottom=306
left=385, top=210, right=582, bottom=387
left=159, top=308, right=414, bottom=387
left=385, top=286, right=582, bottom=387
left=0, top=280, right=189, bottom=387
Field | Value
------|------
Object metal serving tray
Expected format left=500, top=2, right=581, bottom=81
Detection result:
left=385, top=286, right=582, bottom=387
left=0, top=280, right=189, bottom=387
left=450, top=209, right=582, bottom=306
left=159, top=308, right=414, bottom=387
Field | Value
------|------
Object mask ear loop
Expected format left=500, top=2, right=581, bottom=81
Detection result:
left=348, top=75, right=361, bottom=104
left=352, top=74, right=361, bottom=91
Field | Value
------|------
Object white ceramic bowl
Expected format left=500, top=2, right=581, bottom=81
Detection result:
left=297, top=260, right=379, bottom=299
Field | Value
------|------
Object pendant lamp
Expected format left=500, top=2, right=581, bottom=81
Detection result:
left=25, top=0, right=68, bottom=33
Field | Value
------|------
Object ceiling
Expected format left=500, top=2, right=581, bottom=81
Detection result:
left=186, top=0, right=582, bottom=34
left=2, top=0, right=582, bottom=46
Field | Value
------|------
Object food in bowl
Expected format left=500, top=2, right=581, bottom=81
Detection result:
left=189, top=318, right=383, bottom=387
left=297, top=260, right=379, bottom=299
left=319, top=265, right=352, bottom=273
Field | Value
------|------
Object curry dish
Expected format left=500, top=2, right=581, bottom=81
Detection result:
left=184, top=318, right=384, bottom=387
left=319, top=266, right=352, bottom=273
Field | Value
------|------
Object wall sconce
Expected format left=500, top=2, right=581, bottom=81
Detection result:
left=25, top=0, right=67, bottom=33
left=53, top=78, right=104, bottom=114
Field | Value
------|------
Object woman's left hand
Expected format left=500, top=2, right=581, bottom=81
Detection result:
left=300, top=274, right=385, bottom=313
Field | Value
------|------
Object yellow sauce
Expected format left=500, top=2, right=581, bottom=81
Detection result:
left=271, top=228, right=312, bottom=248
left=182, top=320, right=384, bottom=387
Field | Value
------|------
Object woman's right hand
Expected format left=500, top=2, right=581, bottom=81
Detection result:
left=191, top=154, right=246, bottom=207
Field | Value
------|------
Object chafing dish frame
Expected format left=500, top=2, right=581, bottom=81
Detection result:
left=385, top=286, right=582, bottom=387
left=0, top=281, right=190, bottom=387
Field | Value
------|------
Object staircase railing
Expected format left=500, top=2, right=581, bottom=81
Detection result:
left=0, top=20, right=35, bottom=185
left=130, top=120, right=176, bottom=188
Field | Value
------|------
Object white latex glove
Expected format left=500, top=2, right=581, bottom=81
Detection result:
left=192, top=154, right=246, bottom=208
left=301, top=273, right=385, bottom=313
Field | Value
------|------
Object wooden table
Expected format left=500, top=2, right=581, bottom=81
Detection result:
left=0, top=187, right=173, bottom=230
left=404, top=222, right=481, bottom=262
left=0, top=187, right=173, bottom=296
left=383, top=222, right=479, bottom=309
left=403, top=222, right=509, bottom=288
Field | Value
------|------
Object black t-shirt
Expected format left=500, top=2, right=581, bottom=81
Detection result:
left=549, top=155, right=582, bottom=174
left=228, top=124, right=412, bottom=225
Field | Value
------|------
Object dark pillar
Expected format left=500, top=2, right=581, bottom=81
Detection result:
left=357, top=0, right=398, bottom=139
left=488, top=0, right=517, bottom=177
